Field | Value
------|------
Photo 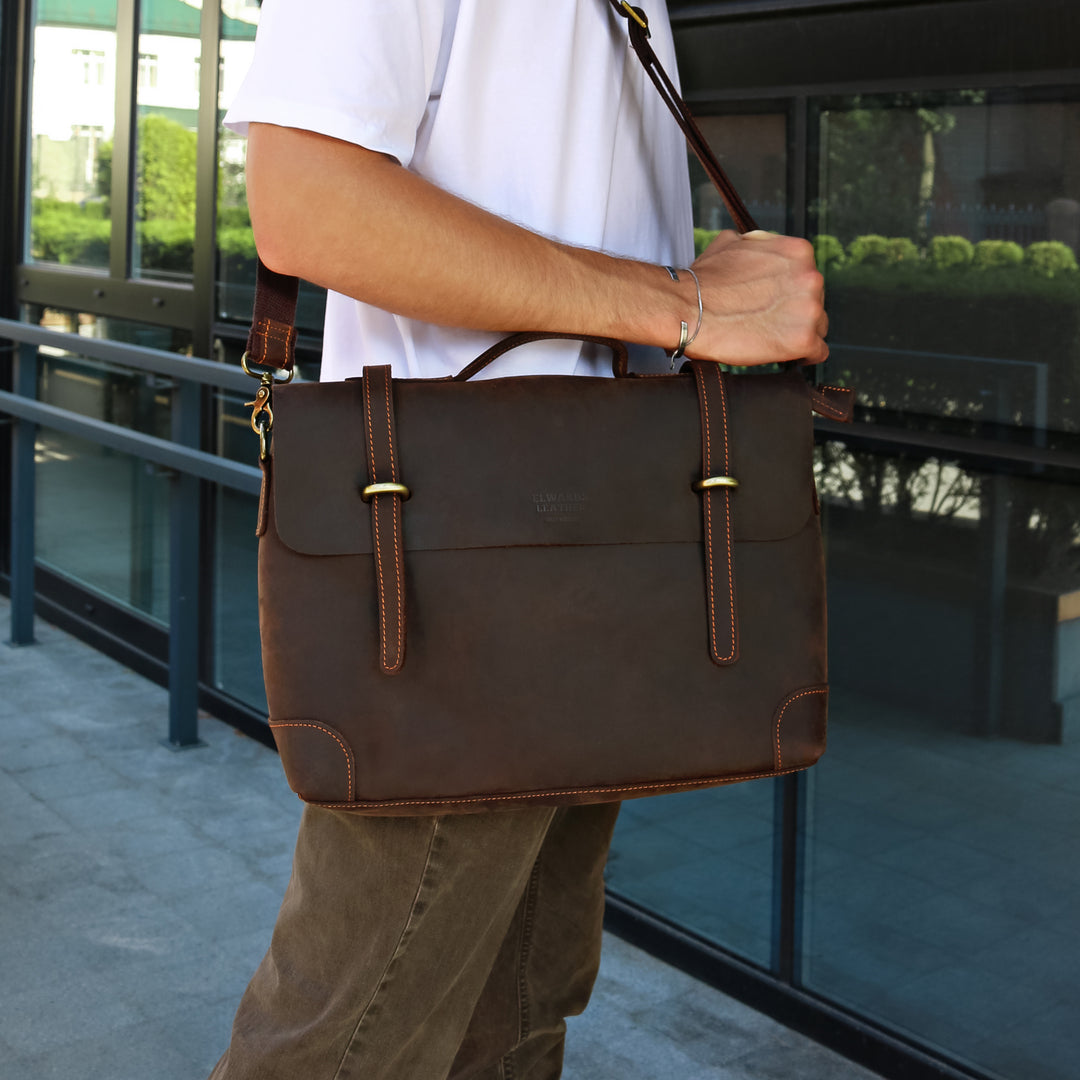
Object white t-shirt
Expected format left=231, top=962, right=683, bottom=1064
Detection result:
left=224, top=0, right=694, bottom=381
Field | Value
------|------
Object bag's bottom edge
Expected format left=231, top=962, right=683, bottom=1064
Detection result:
left=301, top=763, right=811, bottom=814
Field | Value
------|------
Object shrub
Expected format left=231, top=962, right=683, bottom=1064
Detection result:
left=218, top=206, right=252, bottom=230
left=929, top=235, right=975, bottom=270
left=847, top=234, right=892, bottom=266
left=30, top=201, right=111, bottom=265
left=1025, top=241, right=1079, bottom=278
left=887, top=237, right=919, bottom=264
left=694, top=228, right=720, bottom=257
left=218, top=226, right=257, bottom=260
left=973, top=240, right=1024, bottom=270
left=137, top=219, right=194, bottom=273
left=812, top=234, right=845, bottom=270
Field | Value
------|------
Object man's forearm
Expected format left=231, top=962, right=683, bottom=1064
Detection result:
left=247, top=124, right=828, bottom=366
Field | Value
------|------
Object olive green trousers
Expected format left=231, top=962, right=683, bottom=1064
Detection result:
left=209, top=801, right=620, bottom=1080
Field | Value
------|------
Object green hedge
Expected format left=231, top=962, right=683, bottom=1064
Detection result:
left=31, top=199, right=111, bottom=266
left=973, top=240, right=1024, bottom=270
left=30, top=198, right=256, bottom=270
left=28, top=200, right=1080, bottom=303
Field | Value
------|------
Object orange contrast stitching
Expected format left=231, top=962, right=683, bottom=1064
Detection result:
left=254, top=321, right=293, bottom=363
left=363, top=375, right=389, bottom=672
left=698, top=367, right=719, bottom=661
left=310, top=766, right=806, bottom=810
left=810, top=396, right=851, bottom=420
left=362, top=371, right=378, bottom=482
left=390, top=491, right=403, bottom=670
left=270, top=721, right=353, bottom=800
left=383, top=369, right=404, bottom=671
left=374, top=498, right=389, bottom=671
left=810, top=385, right=854, bottom=420
left=714, top=364, right=736, bottom=662
left=774, top=687, right=828, bottom=770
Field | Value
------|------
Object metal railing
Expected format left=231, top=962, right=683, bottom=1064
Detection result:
left=0, top=316, right=261, bottom=748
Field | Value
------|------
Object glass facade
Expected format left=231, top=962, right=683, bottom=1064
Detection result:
left=27, top=0, right=118, bottom=268
left=808, top=451, right=1080, bottom=1080
left=691, top=112, right=788, bottom=236
left=3, top=2, right=1079, bottom=1079
left=132, top=0, right=203, bottom=279
left=24, top=307, right=190, bottom=622
left=817, top=93, right=1080, bottom=434
left=607, top=781, right=778, bottom=968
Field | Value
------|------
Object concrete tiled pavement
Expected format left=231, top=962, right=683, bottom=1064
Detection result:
left=0, top=598, right=883, bottom=1080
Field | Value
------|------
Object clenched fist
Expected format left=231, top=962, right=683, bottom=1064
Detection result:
left=685, top=230, right=829, bottom=366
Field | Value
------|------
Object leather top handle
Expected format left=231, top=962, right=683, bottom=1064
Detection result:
left=243, top=0, right=762, bottom=376
left=453, top=332, right=631, bottom=381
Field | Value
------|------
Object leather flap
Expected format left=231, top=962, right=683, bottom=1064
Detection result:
left=270, top=370, right=816, bottom=556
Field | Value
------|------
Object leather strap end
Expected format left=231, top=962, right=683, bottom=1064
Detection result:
left=246, top=317, right=297, bottom=372
left=809, top=385, right=855, bottom=422
left=256, top=458, right=271, bottom=537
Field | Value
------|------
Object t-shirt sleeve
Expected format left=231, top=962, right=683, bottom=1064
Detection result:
left=223, top=0, right=450, bottom=167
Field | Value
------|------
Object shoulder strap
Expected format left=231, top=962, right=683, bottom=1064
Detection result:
left=605, top=2, right=758, bottom=235
left=244, top=1, right=759, bottom=374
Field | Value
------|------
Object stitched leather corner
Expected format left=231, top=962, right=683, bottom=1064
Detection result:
left=269, top=719, right=355, bottom=803
left=773, top=685, right=828, bottom=771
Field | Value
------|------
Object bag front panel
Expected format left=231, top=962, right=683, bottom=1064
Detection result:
left=258, top=491, right=827, bottom=809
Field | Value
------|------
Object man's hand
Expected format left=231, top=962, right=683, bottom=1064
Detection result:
left=247, top=124, right=827, bottom=367
left=688, top=231, right=828, bottom=365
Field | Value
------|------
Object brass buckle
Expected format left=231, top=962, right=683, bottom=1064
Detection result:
left=620, top=2, right=649, bottom=32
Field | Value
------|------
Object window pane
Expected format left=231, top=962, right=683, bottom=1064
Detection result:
left=28, top=2, right=117, bottom=268
left=803, top=442, right=1080, bottom=1080
left=816, top=93, right=1080, bottom=435
left=213, top=486, right=266, bottom=712
left=216, top=0, right=326, bottom=340
left=607, top=782, right=777, bottom=969
left=692, top=113, right=787, bottom=245
left=24, top=306, right=193, bottom=623
left=132, top=0, right=202, bottom=280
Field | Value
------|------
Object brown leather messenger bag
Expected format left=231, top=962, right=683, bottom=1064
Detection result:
left=239, top=1, right=855, bottom=814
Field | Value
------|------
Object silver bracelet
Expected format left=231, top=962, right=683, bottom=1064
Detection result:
left=664, top=265, right=704, bottom=368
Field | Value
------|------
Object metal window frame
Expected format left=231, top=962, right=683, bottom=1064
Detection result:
left=12, top=0, right=222, bottom=356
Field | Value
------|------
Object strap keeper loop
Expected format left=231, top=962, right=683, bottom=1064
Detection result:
left=360, top=482, right=411, bottom=502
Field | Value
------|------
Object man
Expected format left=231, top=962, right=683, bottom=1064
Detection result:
left=212, top=2, right=826, bottom=1078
